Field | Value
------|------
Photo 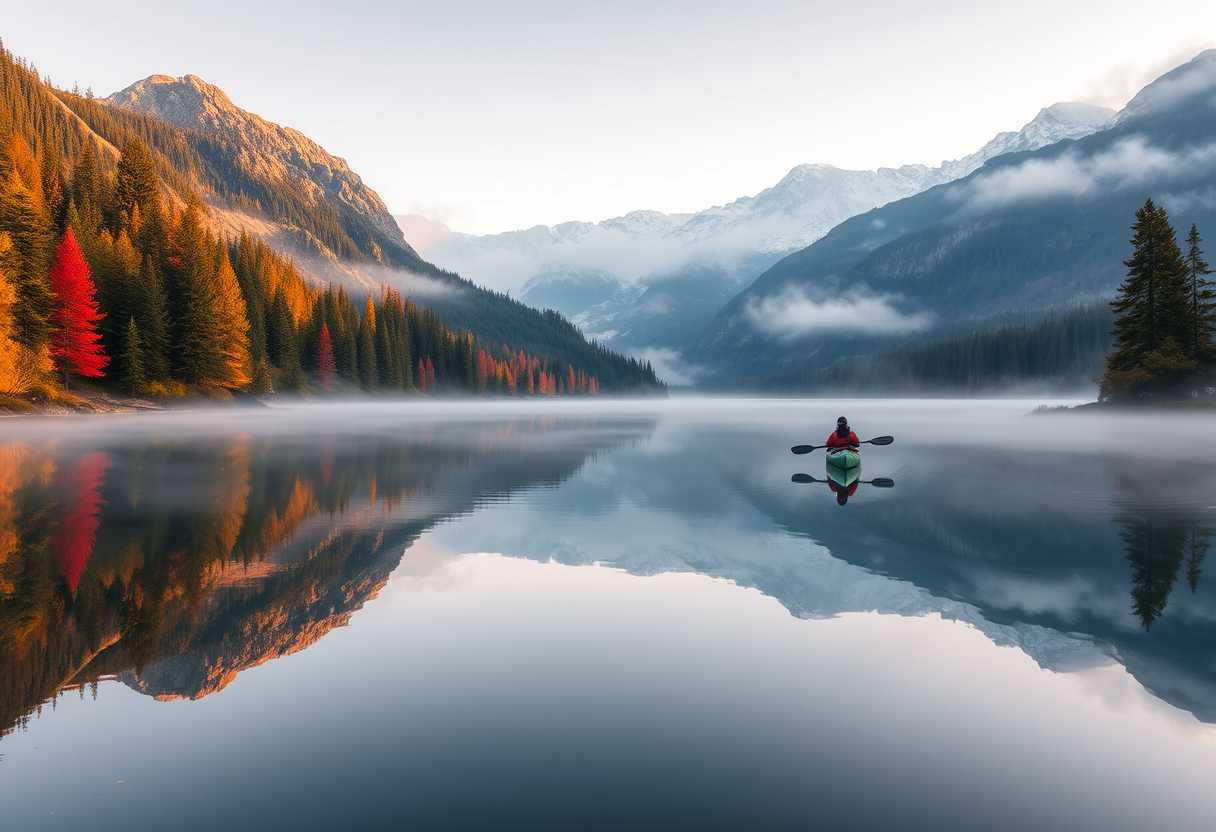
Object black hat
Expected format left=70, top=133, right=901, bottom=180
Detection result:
left=837, top=416, right=848, bottom=425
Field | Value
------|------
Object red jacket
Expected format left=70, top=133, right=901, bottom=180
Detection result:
left=825, top=430, right=860, bottom=449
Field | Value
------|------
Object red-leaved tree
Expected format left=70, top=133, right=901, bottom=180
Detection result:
left=316, top=322, right=336, bottom=392
left=49, top=228, right=108, bottom=387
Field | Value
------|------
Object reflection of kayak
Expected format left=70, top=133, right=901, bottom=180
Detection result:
left=826, top=462, right=860, bottom=489
left=826, top=449, right=860, bottom=470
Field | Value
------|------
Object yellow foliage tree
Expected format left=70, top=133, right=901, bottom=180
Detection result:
left=0, top=232, right=51, bottom=395
left=214, top=251, right=252, bottom=389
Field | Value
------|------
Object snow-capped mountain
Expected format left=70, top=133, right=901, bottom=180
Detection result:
left=397, top=102, right=1113, bottom=368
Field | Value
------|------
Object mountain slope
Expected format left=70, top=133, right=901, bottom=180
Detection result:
left=106, top=74, right=420, bottom=274
left=88, top=72, right=658, bottom=385
left=404, top=102, right=1112, bottom=362
left=693, top=50, right=1216, bottom=384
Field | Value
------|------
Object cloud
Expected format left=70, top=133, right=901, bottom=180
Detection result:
left=355, top=264, right=459, bottom=298
left=953, top=136, right=1216, bottom=211
left=1081, top=44, right=1216, bottom=109
left=631, top=347, right=705, bottom=386
left=743, top=287, right=932, bottom=340
left=1114, top=49, right=1216, bottom=120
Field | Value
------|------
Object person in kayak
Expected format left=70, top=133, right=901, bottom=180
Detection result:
left=825, top=417, right=860, bottom=452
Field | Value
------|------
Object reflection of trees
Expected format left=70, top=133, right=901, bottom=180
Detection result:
left=0, top=416, right=648, bottom=737
left=1116, top=472, right=1213, bottom=631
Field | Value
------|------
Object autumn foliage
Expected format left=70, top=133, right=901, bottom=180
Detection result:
left=48, top=228, right=107, bottom=381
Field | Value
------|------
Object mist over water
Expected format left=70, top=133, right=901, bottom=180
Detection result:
left=1, top=398, right=1215, bottom=830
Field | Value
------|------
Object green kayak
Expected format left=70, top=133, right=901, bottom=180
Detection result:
left=825, top=448, right=860, bottom=470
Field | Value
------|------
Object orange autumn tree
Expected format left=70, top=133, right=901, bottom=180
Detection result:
left=48, top=228, right=107, bottom=388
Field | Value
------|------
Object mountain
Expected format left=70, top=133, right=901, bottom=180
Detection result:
left=401, top=102, right=1113, bottom=369
left=0, top=48, right=660, bottom=393
left=107, top=74, right=420, bottom=279
left=693, top=50, right=1216, bottom=385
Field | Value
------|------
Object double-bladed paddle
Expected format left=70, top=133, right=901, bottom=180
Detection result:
left=791, top=473, right=895, bottom=488
left=790, top=435, right=894, bottom=455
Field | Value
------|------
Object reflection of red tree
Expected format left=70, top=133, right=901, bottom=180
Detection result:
left=53, top=452, right=109, bottom=594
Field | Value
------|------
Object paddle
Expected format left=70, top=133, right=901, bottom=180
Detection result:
left=791, top=473, right=895, bottom=488
left=790, top=435, right=894, bottom=455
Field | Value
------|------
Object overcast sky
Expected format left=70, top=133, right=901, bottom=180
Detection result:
left=5, top=1, right=1214, bottom=234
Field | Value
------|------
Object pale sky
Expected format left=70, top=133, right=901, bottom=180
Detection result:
left=5, top=1, right=1214, bottom=234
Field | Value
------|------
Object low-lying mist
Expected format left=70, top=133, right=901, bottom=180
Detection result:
left=3, top=397, right=1214, bottom=465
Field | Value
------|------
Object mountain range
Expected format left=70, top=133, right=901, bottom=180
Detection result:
left=694, top=49, right=1216, bottom=384
left=398, top=102, right=1114, bottom=369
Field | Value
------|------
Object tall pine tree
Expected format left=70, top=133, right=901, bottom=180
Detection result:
left=1102, top=200, right=1194, bottom=401
left=1184, top=224, right=1215, bottom=362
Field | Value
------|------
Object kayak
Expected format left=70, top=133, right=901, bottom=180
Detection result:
left=825, top=461, right=860, bottom=489
left=825, top=448, right=860, bottom=470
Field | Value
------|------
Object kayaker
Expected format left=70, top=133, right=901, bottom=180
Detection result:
left=825, top=417, right=860, bottom=452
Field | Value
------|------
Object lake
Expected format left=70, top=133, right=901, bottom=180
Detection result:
left=2, top=398, right=1215, bottom=830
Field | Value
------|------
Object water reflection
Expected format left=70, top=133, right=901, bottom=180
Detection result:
left=0, top=415, right=655, bottom=737
left=2, top=401, right=1216, bottom=742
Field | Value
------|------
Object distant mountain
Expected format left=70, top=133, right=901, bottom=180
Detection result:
left=400, top=102, right=1112, bottom=370
left=693, top=50, right=1216, bottom=384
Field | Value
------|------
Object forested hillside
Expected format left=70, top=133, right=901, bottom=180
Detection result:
left=0, top=45, right=662, bottom=403
left=763, top=304, right=1113, bottom=393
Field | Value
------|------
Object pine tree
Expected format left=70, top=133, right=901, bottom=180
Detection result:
left=121, top=316, right=145, bottom=394
left=48, top=228, right=108, bottom=387
left=0, top=163, right=54, bottom=349
left=251, top=356, right=274, bottom=396
left=0, top=231, right=28, bottom=393
left=315, top=321, right=336, bottom=392
left=1183, top=224, right=1215, bottom=361
left=136, top=255, right=171, bottom=380
left=168, top=200, right=225, bottom=385
left=357, top=314, right=377, bottom=390
left=112, top=139, right=161, bottom=227
left=1102, top=200, right=1194, bottom=401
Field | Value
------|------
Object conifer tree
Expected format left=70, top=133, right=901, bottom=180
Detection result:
left=0, top=231, right=30, bottom=394
left=113, top=139, right=161, bottom=227
left=0, top=164, right=54, bottom=349
left=1102, top=200, right=1194, bottom=400
left=48, top=228, right=108, bottom=387
left=357, top=315, right=377, bottom=390
left=1183, top=224, right=1215, bottom=361
left=71, top=143, right=102, bottom=233
left=251, top=356, right=274, bottom=396
left=213, top=251, right=252, bottom=388
left=121, top=316, right=144, bottom=394
left=169, top=200, right=226, bottom=386
left=136, top=255, right=171, bottom=381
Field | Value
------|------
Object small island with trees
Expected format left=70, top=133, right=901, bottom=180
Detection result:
left=1098, top=198, right=1215, bottom=406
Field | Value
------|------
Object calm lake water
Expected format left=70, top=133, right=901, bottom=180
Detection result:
left=2, top=398, right=1216, bottom=830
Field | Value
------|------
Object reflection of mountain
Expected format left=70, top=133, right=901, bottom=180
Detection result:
left=0, top=417, right=654, bottom=734
left=430, top=429, right=1216, bottom=724
left=730, top=449, right=1216, bottom=721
